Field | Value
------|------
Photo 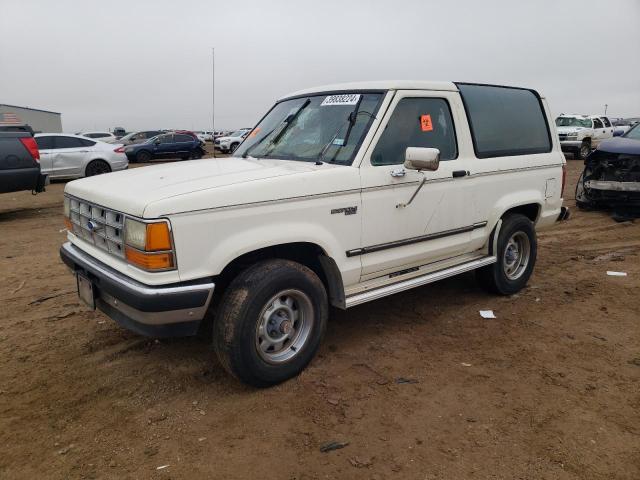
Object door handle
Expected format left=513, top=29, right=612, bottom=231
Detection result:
left=390, top=168, right=406, bottom=177
left=452, top=170, right=468, bottom=178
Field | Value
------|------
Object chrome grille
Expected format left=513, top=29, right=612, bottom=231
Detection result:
left=68, top=197, right=125, bottom=258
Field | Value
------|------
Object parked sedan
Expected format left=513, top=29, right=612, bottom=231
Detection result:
left=123, top=132, right=205, bottom=162
left=35, top=134, right=128, bottom=179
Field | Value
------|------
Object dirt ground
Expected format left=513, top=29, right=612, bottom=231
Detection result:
left=0, top=156, right=638, bottom=480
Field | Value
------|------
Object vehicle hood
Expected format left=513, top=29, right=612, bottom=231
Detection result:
left=557, top=126, right=587, bottom=134
left=217, top=136, right=239, bottom=142
left=64, top=157, right=335, bottom=217
left=596, top=137, right=640, bottom=155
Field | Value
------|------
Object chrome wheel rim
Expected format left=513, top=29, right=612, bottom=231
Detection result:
left=255, top=289, right=314, bottom=364
left=503, top=231, right=531, bottom=280
left=87, top=162, right=109, bottom=176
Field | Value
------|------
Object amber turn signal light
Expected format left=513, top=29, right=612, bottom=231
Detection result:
left=125, top=247, right=174, bottom=270
left=145, top=222, right=172, bottom=251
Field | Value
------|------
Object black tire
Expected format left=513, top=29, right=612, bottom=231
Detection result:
left=576, top=140, right=591, bottom=160
left=230, top=142, right=239, bottom=153
left=213, top=259, right=328, bottom=387
left=136, top=150, right=152, bottom=163
left=476, top=214, right=537, bottom=295
left=84, top=159, right=111, bottom=177
left=191, top=149, right=203, bottom=159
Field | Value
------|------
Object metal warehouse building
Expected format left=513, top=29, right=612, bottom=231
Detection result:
left=0, top=104, right=62, bottom=133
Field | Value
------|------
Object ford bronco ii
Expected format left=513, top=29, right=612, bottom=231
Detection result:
left=60, top=81, right=569, bottom=386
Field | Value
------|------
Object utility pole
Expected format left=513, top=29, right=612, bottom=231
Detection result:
left=212, top=47, right=215, bottom=158
left=604, top=104, right=608, bottom=116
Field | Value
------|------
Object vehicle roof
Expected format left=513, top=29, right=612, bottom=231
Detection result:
left=35, top=133, right=91, bottom=138
left=558, top=114, right=607, bottom=120
left=281, top=81, right=547, bottom=101
left=558, top=114, right=591, bottom=119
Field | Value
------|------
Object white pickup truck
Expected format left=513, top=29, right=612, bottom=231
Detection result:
left=555, top=114, right=615, bottom=159
left=60, top=81, right=568, bottom=387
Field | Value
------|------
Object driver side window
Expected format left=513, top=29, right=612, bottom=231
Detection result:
left=371, top=97, right=458, bottom=166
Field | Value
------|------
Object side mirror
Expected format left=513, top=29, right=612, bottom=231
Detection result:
left=613, top=128, right=624, bottom=137
left=404, top=147, right=440, bottom=171
left=154, top=140, right=161, bottom=145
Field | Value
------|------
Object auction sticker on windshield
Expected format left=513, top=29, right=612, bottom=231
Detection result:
left=321, top=94, right=361, bottom=106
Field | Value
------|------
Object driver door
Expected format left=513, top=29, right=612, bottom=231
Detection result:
left=358, top=90, right=476, bottom=280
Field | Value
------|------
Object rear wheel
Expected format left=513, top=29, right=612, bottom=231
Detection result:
left=136, top=150, right=152, bottom=163
left=84, top=159, right=111, bottom=177
left=213, top=259, right=328, bottom=387
left=476, top=214, right=537, bottom=295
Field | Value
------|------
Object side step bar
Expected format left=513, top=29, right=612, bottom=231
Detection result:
left=345, top=256, right=497, bottom=308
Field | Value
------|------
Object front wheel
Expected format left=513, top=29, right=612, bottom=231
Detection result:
left=213, top=259, right=328, bottom=387
left=476, top=213, right=537, bottom=295
left=229, top=142, right=239, bottom=153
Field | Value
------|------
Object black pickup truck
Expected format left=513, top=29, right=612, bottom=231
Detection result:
left=0, top=129, right=47, bottom=194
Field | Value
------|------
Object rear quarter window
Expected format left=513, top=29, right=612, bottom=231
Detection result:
left=35, top=136, right=54, bottom=150
left=456, top=83, right=551, bottom=158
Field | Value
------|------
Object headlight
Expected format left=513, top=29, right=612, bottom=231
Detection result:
left=566, top=133, right=578, bottom=138
left=124, top=218, right=175, bottom=271
left=124, top=218, right=147, bottom=249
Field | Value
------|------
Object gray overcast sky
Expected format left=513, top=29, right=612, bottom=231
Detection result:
left=1, top=0, right=639, bottom=132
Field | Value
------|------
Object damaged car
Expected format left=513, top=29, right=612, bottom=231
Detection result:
left=576, top=123, right=640, bottom=220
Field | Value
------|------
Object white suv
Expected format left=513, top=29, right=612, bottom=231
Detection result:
left=60, top=81, right=568, bottom=387
left=555, top=114, right=615, bottom=159
left=214, top=128, right=251, bottom=153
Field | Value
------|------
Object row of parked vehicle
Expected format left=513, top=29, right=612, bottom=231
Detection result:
left=0, top=128, right=210, bottom=194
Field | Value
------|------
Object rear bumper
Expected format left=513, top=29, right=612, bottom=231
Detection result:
left=0, top=168, right=47, bottom=194
left=60, top=242, right=214, bottom=337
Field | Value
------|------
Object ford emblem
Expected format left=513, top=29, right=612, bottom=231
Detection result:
left=87, top=220, right=101, bottom=232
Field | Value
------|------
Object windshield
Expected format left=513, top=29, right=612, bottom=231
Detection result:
left=555, top=117, right=592, bottom=128
left=231, top=130, right=248, bottom=137
left=624, top=123, right=640, bottom=140
left=234, top=92, right=384, bottom=165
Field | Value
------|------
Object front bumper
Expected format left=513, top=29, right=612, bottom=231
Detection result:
left=60, top=242, right=214, bottom=337
left=560, top=140, right=582, bottom=152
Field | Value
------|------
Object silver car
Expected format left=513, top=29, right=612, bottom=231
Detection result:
left=35, top=133, right=129, bottom=179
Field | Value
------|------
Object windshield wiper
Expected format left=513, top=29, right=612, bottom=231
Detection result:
left=242, top=98, right=311, bottom=159
left=317, top=107, right=375, bottom=163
